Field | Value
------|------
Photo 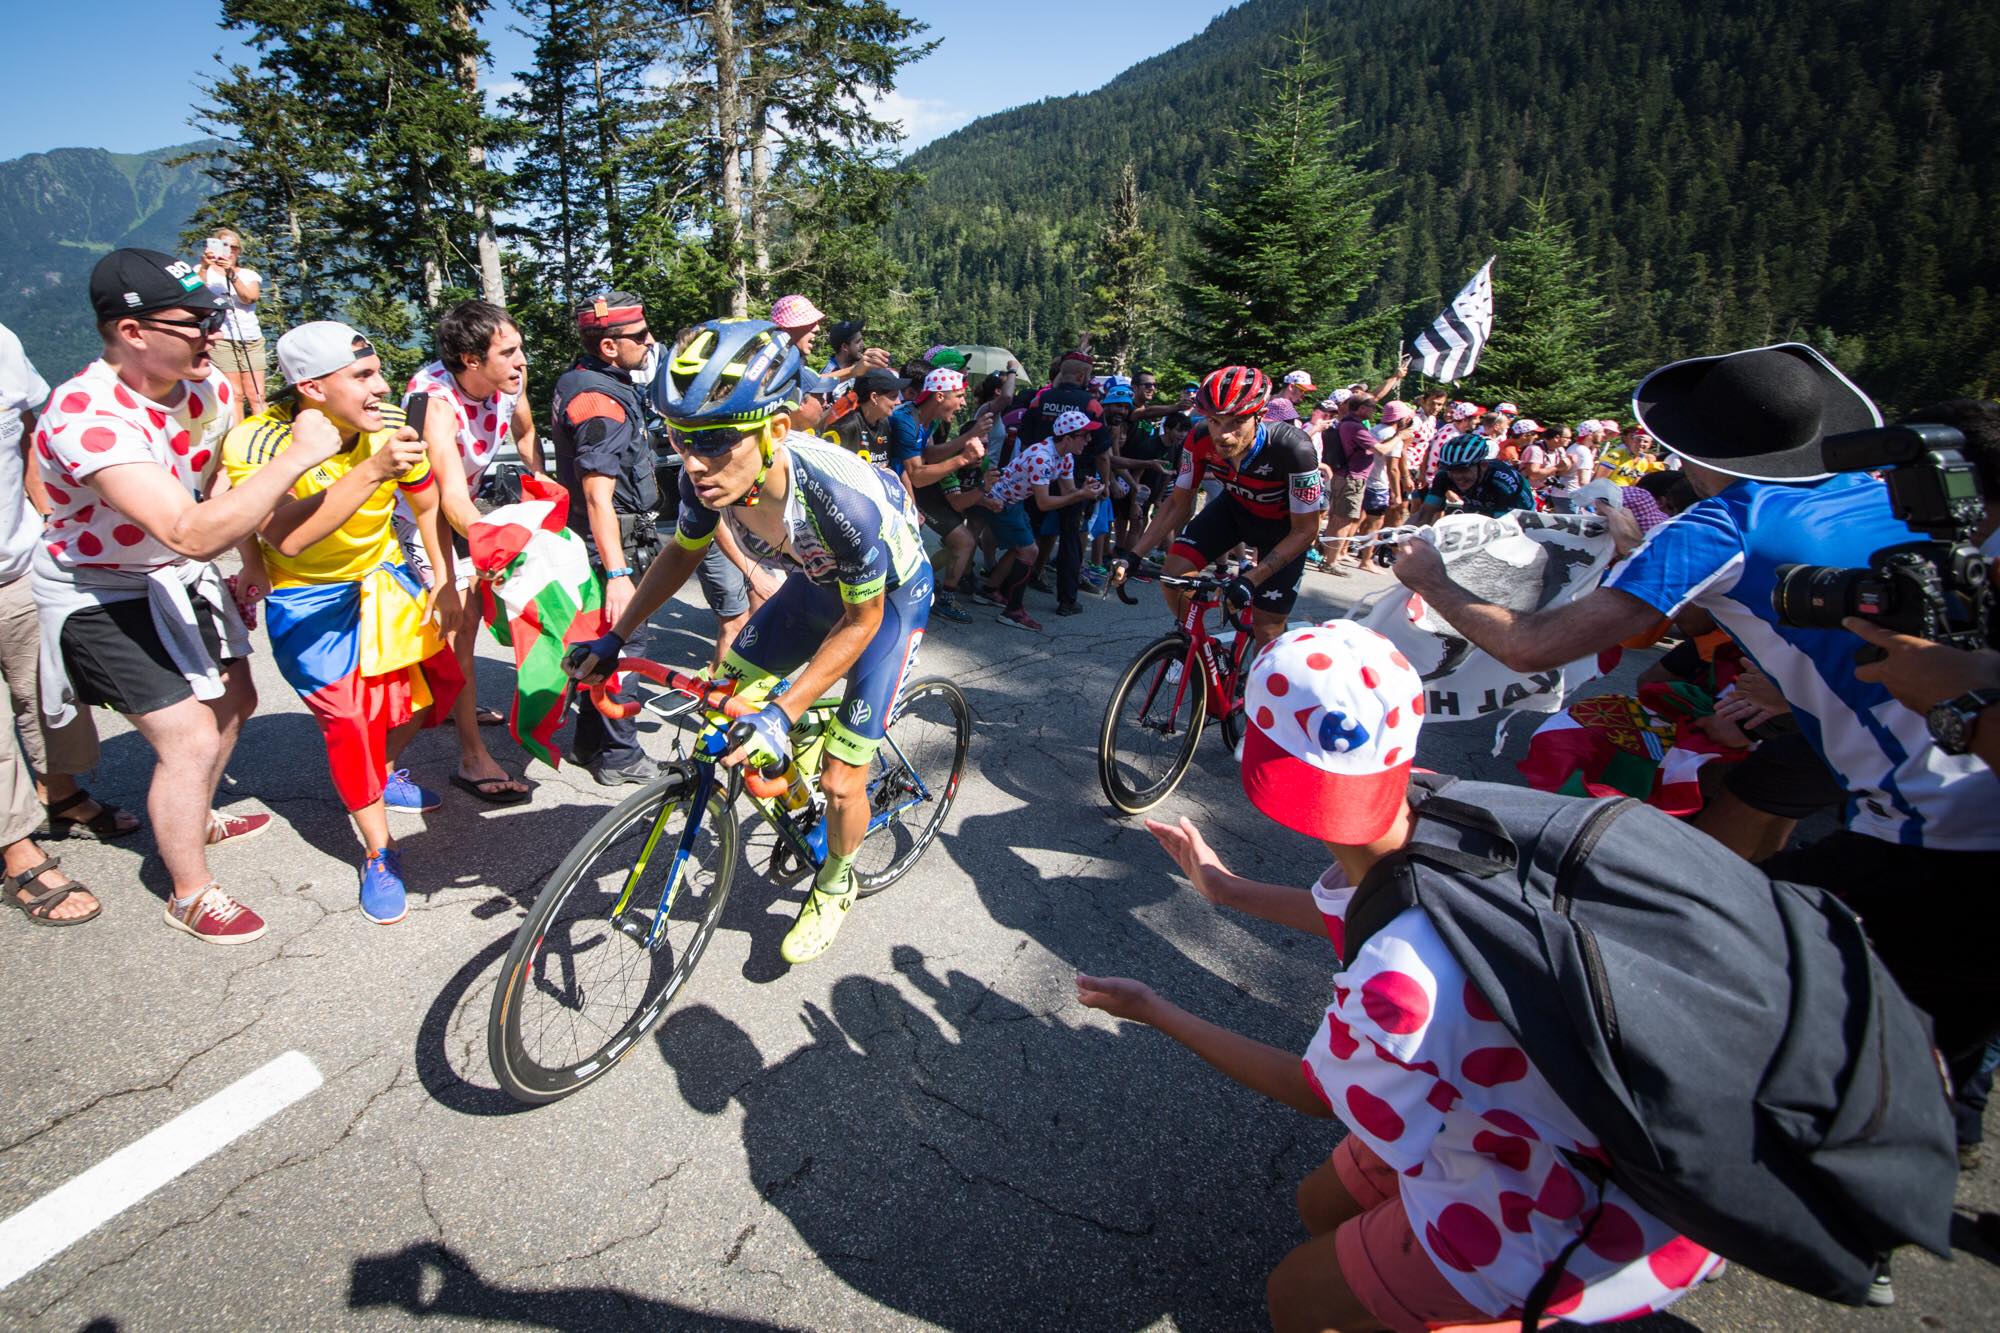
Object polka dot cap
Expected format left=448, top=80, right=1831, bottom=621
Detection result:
left=1239, top=620, right=1425, bottom=844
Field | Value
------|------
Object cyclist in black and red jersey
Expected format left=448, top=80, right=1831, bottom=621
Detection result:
left=1109, top=366, right=1323, bottom=647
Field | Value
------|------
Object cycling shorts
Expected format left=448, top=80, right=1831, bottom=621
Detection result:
left=722, top=566, right=930, bottom=766
left=1168, top=498, right=1308, bottom=615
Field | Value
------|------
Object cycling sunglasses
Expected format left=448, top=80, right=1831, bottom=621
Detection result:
left=140, top=308, right=229, bottom=337
left=670, top=421, right=765, bottom=456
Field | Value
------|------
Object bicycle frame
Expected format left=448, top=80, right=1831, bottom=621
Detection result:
left=593, top=661, right=937, bottom=949
left=1139, top=576, right=1255, bottom=731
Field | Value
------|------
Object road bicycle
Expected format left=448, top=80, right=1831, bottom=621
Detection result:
left=488, top=659, right=971, bottom=1105
left=1098, top=568, right=1257, bottom=814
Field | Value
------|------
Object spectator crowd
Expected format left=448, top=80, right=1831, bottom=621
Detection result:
left=2, top=229, right=1997, bottom=1332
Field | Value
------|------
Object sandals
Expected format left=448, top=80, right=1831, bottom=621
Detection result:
left=450, top=773, right=532, bottom=806
left=44, top=790, right=140, bottom=841
left=475, top=706, right=506, bottom=727
left=6, top=858, right=100, bottom=927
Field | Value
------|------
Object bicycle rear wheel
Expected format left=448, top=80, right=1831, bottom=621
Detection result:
left=855, top=677, right=972, bottom=896
left=1099, top=635, right=1206, bottom=814
left=489, top=770, right=739, bottom=1105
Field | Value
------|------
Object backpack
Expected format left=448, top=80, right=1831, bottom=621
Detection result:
left=1341, top=776, right=1956, bottom=1324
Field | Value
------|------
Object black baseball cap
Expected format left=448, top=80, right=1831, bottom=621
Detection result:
left=89, top=248, right=227, bottom=321
left=828, top=319, right=865, bottom=346
left=853, top=368, right=908, bottom=398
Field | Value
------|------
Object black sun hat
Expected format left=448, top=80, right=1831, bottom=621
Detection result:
left=1632, top=342, right=1881, bottom=483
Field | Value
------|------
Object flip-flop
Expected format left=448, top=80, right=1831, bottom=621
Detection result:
left=475, top=707, right=506, bottom=727
left=450, top=773, right=532, bottom=806
left=6, top=858, right=100, bottom=927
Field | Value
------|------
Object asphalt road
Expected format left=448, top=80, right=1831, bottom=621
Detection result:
left=2, top=554, right=1994, bottom=1331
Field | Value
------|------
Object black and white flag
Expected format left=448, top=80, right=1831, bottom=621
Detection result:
left=1412, top=257, right=1495, bottom=383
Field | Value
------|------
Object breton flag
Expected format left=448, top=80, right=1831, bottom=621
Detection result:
left=1412, top=257, right=1496, bottom=383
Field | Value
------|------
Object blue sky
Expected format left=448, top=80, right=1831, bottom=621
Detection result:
left=1, top=0, right=1231, bottom=161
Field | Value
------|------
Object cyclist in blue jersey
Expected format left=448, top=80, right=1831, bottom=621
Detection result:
left=1411, top=433, right=1538, bottom=523
left=566, top=320, right=932, bottom=964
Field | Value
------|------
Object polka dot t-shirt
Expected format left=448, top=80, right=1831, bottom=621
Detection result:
left=35, top=359, right=235, bottom=573
left=1304, top=863, right=1720, bottom=1323
left=405, top=360, right=517, bottom=496
left=985, top=439, right=1072, bottom=507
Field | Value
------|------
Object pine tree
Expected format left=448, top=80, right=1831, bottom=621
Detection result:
left=1172, top=31, right=1403, bottom=380
left=1085, top=163, right=1168, bottom=374
left=1470, top=195, right=1634, bottom=424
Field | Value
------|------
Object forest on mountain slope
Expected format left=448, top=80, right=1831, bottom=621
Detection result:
left=890, top=0, right=1999, bottom=408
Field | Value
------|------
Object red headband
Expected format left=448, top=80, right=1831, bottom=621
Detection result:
left=577, top=298, right=645, bottom=330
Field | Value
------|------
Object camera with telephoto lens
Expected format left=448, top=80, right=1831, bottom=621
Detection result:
left=1770, top=423, right=1994, bottom=660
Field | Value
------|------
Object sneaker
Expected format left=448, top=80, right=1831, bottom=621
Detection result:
left=1080, top=572, right=1106, bottom=592
left=360, top=848, right=408, bottom=925
left=1961, top=1141, right=1984, bottom=1172
left=997, top=608, right=1043, bottom=632
left=383, top=769, right=440, bottom=813
left=780, top=877, right=857, bottom=965
left=1028, top=575, right=1053, bottom=595
left=1305, top=548, right=1325, bottom=566
left=930, top=592, right=973, bottom=623
left=1056, top=601, right=1083, bottom=617
left=587, top=754, right=661, bottom=787
left=1866, top=1262, right=1894, bottom=1307
left=1087, top=563, right=1109, bottom=578
left=207, top=809, right=273, bottom=846
left=163, top=884, right=267, bottom=945
left=970, top=584, right=1006, bottom=608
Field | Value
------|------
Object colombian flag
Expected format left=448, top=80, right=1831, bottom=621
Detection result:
left=265, top=562, right=464, bottom=812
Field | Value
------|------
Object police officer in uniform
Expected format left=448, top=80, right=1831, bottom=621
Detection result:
left=550, top=292, right=662, bottom=785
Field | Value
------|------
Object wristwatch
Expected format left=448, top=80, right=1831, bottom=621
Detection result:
left=1926, top=687, right=2000, bottom=755
left=603, top=566, right=634, bottom=581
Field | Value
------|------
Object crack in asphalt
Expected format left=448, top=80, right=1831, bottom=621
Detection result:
left=504, top=1156, right=690, bottom=1279
left=13, top=1050, right=398, bottom=1319
left=917, top=1141, right=1155, bottom=1238
left=0, top=1004, right=273, bottom=1157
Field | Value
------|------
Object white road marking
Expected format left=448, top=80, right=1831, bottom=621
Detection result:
left=0, top=1050, right=323, bottom=1290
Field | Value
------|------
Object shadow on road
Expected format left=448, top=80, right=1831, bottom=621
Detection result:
left=348, top=1241, right=787, bottom=1330
left=654, top=948, right=1311, bottom=1331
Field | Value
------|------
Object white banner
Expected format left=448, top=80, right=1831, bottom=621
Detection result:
left=1348, top=511, right=1618, bottom=722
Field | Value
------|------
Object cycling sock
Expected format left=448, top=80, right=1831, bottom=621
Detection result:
left=815, top=847, right=857, bottom=897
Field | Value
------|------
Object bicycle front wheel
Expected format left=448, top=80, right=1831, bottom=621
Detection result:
left=855, top=677, right=972, bottom=896
left=1099, top=635, right=1206, bottom=814
left=489, top=770, right=739, bottom=1105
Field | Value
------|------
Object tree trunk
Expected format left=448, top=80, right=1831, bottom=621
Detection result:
left=710, top=0, right=748, bottom=317
left=551, top=0, right=576, bottom=306
left=750, top=98, right=771, bottom=287
left=589, top=5, right=623, bottom=272
left=453, top=2, right=506, bottom=304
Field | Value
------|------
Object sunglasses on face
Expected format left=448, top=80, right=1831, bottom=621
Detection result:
left=672, top=425, right=758, bottom=457
left=612, top=326, right=652, bottom=344
left=141, top=309, right=228, bottom=337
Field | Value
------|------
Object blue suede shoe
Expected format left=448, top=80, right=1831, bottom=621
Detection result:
left=383, top=769, right=440, bottom=813
left=360, top=847, right=408, bottom=925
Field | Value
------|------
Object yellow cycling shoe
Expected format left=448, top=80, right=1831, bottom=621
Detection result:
left=780, top=877, right=857, bottom=965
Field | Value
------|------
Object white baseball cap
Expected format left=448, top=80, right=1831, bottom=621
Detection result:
left=275, top=321, right=377, bottom=385
left=1283, top=370, right=1316, bottom=389
left=1240, top=621, right=1425, bottom=844
left=1494, top=401, right=1520, bottom=415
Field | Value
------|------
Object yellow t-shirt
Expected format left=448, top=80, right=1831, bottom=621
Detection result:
left=222, top=401, right=434, bottom=588
left=1598, top=442, right=1666, bottom=486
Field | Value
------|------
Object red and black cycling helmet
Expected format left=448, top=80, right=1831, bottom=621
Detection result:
left=1197, top=366, right=1271, bottom=417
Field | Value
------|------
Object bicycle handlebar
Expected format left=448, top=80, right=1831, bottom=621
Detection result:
left=584, top=658, right=791, bottom=799
left=1145, top=572, right=1255, bottom=635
